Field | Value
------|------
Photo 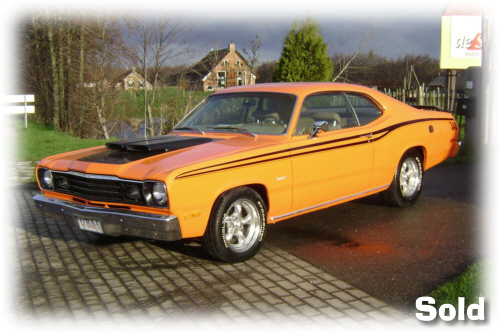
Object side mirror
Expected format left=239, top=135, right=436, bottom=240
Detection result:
left=308, top=121, right=328, bottom=139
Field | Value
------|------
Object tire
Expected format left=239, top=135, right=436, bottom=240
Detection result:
left=380, top=149, right=424, bottom=208
left=203, top=187, right=267, bottom=263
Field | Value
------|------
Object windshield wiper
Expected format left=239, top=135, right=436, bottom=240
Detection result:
left=212, top=125, right=257, bottom=137
left=174, top=126, right=205, bottom=135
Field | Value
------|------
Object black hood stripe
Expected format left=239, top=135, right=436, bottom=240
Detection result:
left=175, top=117, right=453, bottom=179
left=106, top=136, right=217, bottom=152
left=80, top=136, right=219, bottom=164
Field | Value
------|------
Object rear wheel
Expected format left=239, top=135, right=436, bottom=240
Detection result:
left=203, top=187, right=267, bottom=263
left=380, top=149, right=423, bottom=207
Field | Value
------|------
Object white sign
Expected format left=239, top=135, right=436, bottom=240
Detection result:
left=450, top=16, right=482, bottom=59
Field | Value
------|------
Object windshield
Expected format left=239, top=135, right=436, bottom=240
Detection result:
left=175, top=92, right=297, bottom=135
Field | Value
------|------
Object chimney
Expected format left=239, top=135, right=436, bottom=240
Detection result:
left=229, top=43, right=235, bottom=53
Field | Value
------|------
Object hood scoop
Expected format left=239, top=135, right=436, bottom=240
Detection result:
left=79, top=136, right=219, bottom=165
left=106, top=136, right=217, bottom=152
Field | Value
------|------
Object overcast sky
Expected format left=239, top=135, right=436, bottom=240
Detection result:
left=4, top=1, right=473, bottom=54
left=1, top=0, right=491, bottom=69
left=179, top=2, right=447, bottom=62
left=142, top=0, right=485, bottom=63
left=195, top=17, right=443, bottom=62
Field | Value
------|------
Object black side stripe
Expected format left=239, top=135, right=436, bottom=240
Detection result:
left=175, top=117, right=452, bottom=179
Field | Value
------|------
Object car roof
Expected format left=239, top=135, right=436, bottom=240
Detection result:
left=214, top=82, right=377, bottom=97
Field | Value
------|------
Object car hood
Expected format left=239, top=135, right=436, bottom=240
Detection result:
left=38, top=133, right=285, bottom=181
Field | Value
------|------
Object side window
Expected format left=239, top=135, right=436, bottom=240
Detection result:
left=346, top=94, right=382, bottom=126
left=293, top=93, right=358, bottom=136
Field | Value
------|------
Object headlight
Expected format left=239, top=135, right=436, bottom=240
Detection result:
left=143, top=181, right=168, bottom=207
left=38, top=168, right=54, bottom=190
left=152, top=182, right=167, bottom=206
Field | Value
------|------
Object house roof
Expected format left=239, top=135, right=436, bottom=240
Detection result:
left=112, top=68, right=148, bottom=85
left=114, top=69, right=135, bottom=82
left=429, top=75, right=446, bottom=88
left=189, top=45, right=250, bottom=79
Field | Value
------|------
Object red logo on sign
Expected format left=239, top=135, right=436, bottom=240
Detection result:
left=468, top=33, right=482, bottom=50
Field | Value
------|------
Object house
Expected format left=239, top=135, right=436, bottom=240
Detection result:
left=188, top=43, right=256, bottom=92
left=113, top=68, right=152, bottom=91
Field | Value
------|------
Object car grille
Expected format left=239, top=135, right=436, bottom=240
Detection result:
left=50, top=171, right=146, bottom=206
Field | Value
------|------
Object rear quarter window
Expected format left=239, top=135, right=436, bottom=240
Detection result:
left=346, top=94, right=382, bottom=126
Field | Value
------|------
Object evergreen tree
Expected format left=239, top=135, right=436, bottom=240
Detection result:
left=273, top=19, right=333, bottom=82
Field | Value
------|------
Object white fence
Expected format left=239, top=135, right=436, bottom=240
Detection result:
left=3, top=95, right=35, bottom=128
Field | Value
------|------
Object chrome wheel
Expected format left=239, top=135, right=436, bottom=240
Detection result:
left=380, top=149, right=424, bottom=208
left=399, top=158, right=421, bottom=198
left=204, top=187, right=267, bottom=262
left=223, top=199, right=261, bottom=253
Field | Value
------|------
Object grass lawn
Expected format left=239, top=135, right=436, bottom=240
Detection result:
left=427, top=262, right=486, bottom=309
left=14, top=119, right=106, bottom=162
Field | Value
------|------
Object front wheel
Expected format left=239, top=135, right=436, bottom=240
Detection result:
left=380, top=149, right=424, bottom=207
left=203, top=187, right=267, bottom=263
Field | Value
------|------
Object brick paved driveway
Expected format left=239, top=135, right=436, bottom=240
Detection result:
left=9, top=187, right=417, bottom=328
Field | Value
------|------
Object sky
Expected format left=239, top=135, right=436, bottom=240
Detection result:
left=2, top=0, right=484, bottom=68
left=180, top=4, right=445, bottom=62
left=1, top=0, right=489, bottom=93
left=146, top=0, right=451, bottom=63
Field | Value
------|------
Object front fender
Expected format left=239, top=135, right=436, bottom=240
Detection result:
left=168, top=158, right=293, bottom=238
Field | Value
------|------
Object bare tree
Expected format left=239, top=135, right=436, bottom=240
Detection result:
left=21, top=8, right=143, bottom=140
left=82, top=13, right=125, bottom=139
left=24, top=10, right=81, bottom=131
left=46, top=11, right=61, bottom=129
left=23, top=15, right=54, bottom=124
left=255, top=61, right=276, bottom=83
left=242, top=34, right=261, bottom=84
left=124, top=13, right=197, bottom=137
left=331, top=51, right=440, bottom=88
left=76, top=21, right=86, bottom=137
left=331, top=28, right=377, bottom=82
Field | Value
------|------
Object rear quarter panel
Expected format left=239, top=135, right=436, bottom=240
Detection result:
left=369, top=107, right=459, bottom=190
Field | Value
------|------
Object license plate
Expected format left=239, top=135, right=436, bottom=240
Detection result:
left=77, top=217, right=104, bottom=234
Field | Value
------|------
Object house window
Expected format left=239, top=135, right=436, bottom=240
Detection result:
left=217, top=72, right=226, bottom=88
left=235, top=60, right=241, bottom=67
left=223, top=60, right=229, bottom=67
left=237, top=71, right=245, bottom=86
left=127, top=80, right=134, bottom=88
left=239, top=71, right=247, bottom=86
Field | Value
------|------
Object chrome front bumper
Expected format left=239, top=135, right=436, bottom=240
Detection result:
left=33, top=194, right=182, bottom=241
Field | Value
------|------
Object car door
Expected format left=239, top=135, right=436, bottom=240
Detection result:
left=289, top=92, right=374, bottom=211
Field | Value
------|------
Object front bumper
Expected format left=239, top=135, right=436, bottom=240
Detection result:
left=33, top=194, right=182, bottom=241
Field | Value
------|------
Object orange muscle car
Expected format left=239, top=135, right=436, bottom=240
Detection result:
left=34, top=83, right=460, bottom=262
